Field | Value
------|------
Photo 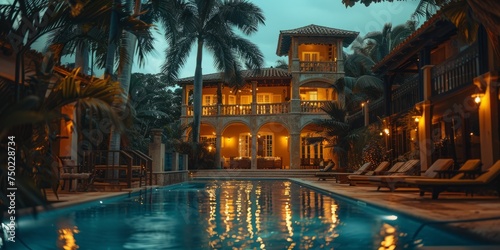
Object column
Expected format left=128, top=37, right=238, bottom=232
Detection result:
left=289, top=133, right=301, bottom=169
left=251, top=81, right=257, bottom=115
left=336, top=40, right=344, bottom=73
left=215, top=132, right=222, bottom=169
left=148, top=129, right=165, bottom=172
left=181, top=86, right=187, bottom=116
left=416, top=65, right=434, bottom=170
left=417, top=101, right=432, bottom=170
left=474, top=72, right=499, bottom=169
left=251, top=131, right=258, bottom=169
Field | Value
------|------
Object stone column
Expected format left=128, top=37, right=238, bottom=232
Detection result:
left=148, top=129, right=165, bottom=172
left=251, top=81, right=257, bottom=115
left=289, top=133, right=301, bottom=169
left=336, top=40, right=344, bottom=73
left=474, top=72, right=499, bottom=169
left=417, top=101, right=432, bottom=170
left=251, top=130, right=257, bottom=169
left=215, top=131, right=222, bottom=169
left=416, top=65, right=434, bottom=170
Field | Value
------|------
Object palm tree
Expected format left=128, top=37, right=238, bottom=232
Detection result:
left=311, top=101, right=362, bottom=170
left=0, top=68, right=123, bottom=209
left=340, top=1, right=500, bottom=54
left=160, top=0, right=265, bottom=168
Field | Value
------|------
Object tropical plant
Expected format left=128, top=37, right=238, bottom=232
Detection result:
left=340, top=0, right=500, bottom=56
left=0, top=67, right=123, bottom=211
left=123, top=73, right=182, bottom=152
left=160, top=0, right=266, bottom=162
left=311, top=101, right=364, bottom=170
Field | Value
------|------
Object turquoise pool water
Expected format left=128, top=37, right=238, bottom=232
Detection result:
left=5, top=180, right=488, bottom=249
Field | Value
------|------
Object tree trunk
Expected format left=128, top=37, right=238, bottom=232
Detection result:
left=104, top=0, right=120, bottom=78
left=192, top=38, right=203, bottom=143
left=108, top=0, right=138, bottom=160
left=191, top=38, right=204, bottom=168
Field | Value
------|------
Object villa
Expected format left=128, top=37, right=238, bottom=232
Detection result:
left=179, top=16, right=499, bottom=172
left=178, top=24, right=359, bottom=170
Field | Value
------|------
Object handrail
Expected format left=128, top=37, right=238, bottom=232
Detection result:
left=84, top=150, right=135, bottom=188
left=125, top=150, right=153, bottom=186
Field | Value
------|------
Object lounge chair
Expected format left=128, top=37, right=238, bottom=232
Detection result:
left=315, top=162, right=371, bottom=182
left=348, top=161, right=403, bottom=186
left=369, top=159, right=450, bottom=191
left=347, top=160, right=419, bottom=188
left=406, top=160, right=500, bottom=199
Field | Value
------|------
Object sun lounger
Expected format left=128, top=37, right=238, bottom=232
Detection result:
left=348, top=161, right=403, bottom=186
left=347, top=160, right=419, bottom=188
left=406, top=160, right=500, bottom=199
left=369, top=159, right=450, bottom=191
left=315, top=162, right=371, bottom=182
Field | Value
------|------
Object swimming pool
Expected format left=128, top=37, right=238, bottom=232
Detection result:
left=5, top=180, right=488, bottom=249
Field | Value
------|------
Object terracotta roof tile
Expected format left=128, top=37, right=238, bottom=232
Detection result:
left=277, top=24, right=359, bottom=56
left=178, top=67, right=291, bottom=84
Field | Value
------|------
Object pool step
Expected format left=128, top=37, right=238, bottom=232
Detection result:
left=190, top=169, right=318, bottom=178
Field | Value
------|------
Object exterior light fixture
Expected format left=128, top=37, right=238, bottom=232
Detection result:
left=472, top=93, right=484, bottom=104
left=383, top=128, right=390, bottom=135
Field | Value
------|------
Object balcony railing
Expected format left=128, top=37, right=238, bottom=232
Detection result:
left=187, top=103, right=290, bottom=116
left=431, top=43, right=479, bottom=96
left=300, top=61, right=337, bottom=72
left=220, top=104, right=252, bottom=115
left=256, top=103, right=289, bottom=114
left=301, top=101, right=329, bottom=113
left=392, top=74, right=420, bottom=114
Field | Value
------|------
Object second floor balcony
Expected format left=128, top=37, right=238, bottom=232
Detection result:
left=299, top=61, right=337, bottom=72
left=184, top=100, right=332, bottom=117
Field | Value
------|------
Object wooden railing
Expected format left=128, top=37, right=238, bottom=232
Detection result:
left=300, top=61, right=337, bottom=72
left=347, top=98, right=385, bottom=128
left=392, top=74, right=420, bottom=114
left=301, top=101, right=329, bottom=113
left=431, top=43, right=479, bottom=96
left=84, top=150, right=149, bottom=188
left=125, top=150, right=153, bottom=186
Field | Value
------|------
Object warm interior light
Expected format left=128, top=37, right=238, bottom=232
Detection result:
left=414, top=117, right=419, bottom=123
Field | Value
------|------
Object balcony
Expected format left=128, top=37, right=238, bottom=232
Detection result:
left=186, top=103, right=290, bottom=116
left=300, top=61, right=337, bottom=72
left=392, top=74, right=420, bottom=114
left=431, top=43, right=479, bottom=96
left=301, top=100, right=330, bottom=113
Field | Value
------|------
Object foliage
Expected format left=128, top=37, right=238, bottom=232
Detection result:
left=173, top=141, right=216, bottom=169
left=45, top=0, right=156, bottom=74
left=312, top=101, right=360, bottom=170
left=123, top=73, right=182, bottom=152
left=160, top=0, right=265, bottom=155
left=0, top=68, right=123, bottom=210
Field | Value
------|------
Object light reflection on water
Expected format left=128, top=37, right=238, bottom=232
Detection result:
left=10, top=180, right=481, bottom=249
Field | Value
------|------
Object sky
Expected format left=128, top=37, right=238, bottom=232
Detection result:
left=133, top=0, right=421, bottom=78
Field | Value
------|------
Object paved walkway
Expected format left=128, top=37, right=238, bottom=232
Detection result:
left=38, top=177, right=500, bottom=248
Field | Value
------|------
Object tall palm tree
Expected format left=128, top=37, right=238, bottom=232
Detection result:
left=161, top=0, right=265, bottom=150
left=335, top=20, right=415, bottom=112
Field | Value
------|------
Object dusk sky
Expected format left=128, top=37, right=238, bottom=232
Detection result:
left=134, top=0, right=421, bottom=78
left=8, top=0, right=422, bottom=79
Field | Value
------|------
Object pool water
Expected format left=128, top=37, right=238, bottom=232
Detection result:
left=6, top=180, right=486, bottom=249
